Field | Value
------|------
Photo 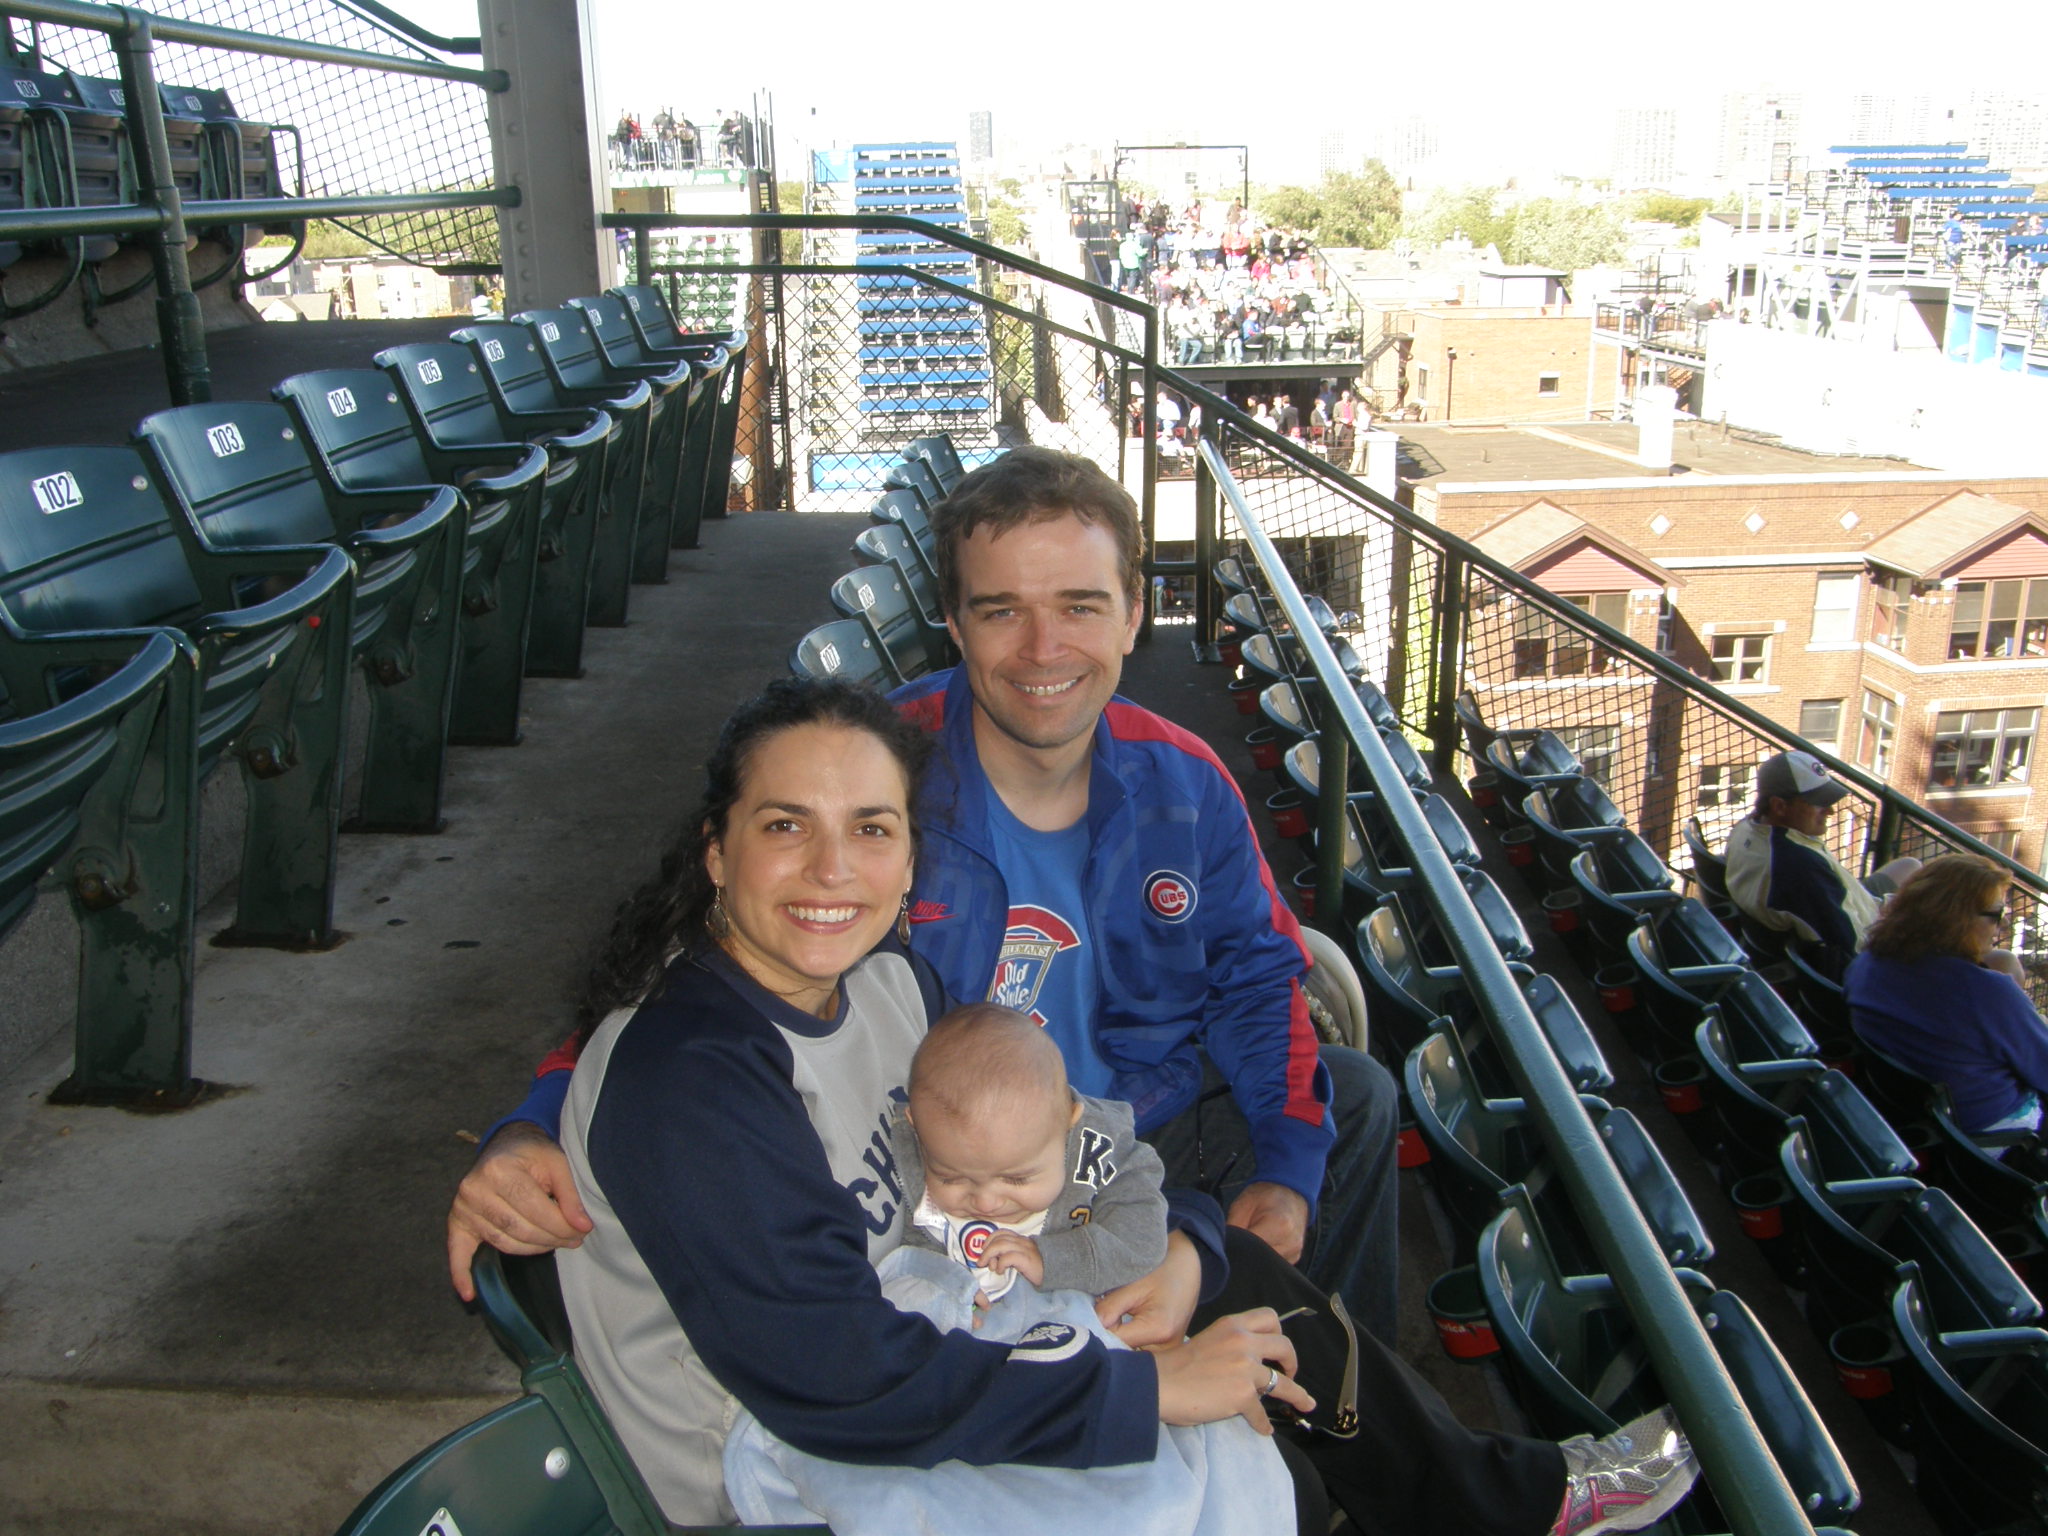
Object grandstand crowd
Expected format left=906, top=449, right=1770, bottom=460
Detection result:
left=607, top=108, right=757, bottom=171
left=1115, top=199, right=1359, bottom=365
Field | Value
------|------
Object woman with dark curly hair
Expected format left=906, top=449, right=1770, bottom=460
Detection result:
left=1847, top=852, right=2048, bottom=1136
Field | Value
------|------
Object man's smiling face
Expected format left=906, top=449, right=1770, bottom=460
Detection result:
left=946, top=511, right=1142, bottom=761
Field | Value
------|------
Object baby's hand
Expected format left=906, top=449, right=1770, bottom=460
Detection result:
left=979, top=1232, right=1045, bottom=1286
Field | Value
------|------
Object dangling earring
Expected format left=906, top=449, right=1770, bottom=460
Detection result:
left=707, top=886, right=732, bottom=943
left=896, top=893, right=912, bottom=945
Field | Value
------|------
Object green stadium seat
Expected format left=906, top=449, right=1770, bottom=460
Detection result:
left=0, top=442, right=353, bottom=951
left=1404, top=1028, right=1699, bottom=1270
left=516, top=306, right=686, bottom=586
left=904, top=434, right=965, bottom=492
left=275, top=369, right=546, bottom=746
left=0, top=69, right=89, bottom=316
left=1680, top=815, right=1731, bottom=904
left=135, top=400, right=466, bottom=834
left=884, top=456, right=948, bottom=515
left=868, top=486, right=941, bottom=594
left=1476, top=1187, right=1857, bottom=1527
left=850, top=522, right=950, bottom=671
left=376, top=340, right=612, bottom=679
left=1779, top=1120, right=2039, bottom=1343
left=829, top=566, right=928, bottom=687
left=454, top=320, right=649, bottom=630
left=790, top=618, right=890, bottom=687
left=1891, top=1266, right=2048, bottom=1536
left=336, top=1247, right=671, bottom=1536
left=1567, top=847, right=1684, bottom=960
left=0, top=625, right=199, bottom=1103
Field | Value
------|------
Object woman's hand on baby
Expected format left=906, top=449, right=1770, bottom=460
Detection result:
left=1153, top=1307, right=1314, bottom=1434
left=978, top=1232, right=1044, bottom=1286
left=446, top=1123, right=592, bottom=1300
left=1096, top=1230, right=1203, bottom=1349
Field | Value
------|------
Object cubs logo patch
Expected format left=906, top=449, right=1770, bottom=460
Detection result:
left=1009, top=1322, right=1087, bottom=1362
left=989, top=905, right=1081, bottom=1024
left=1145, top=870, right=1196, bottom=923
left=958, top=1220, right=999, bottom=1266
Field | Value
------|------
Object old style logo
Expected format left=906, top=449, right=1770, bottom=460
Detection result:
left=989, top=905, right=1081, bottom=1023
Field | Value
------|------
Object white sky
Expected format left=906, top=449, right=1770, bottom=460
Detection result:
left=405, top=0, right=2048, bottom=186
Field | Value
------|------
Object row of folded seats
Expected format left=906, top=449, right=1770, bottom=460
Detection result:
left=788, top=435, right=974, bottom=686
left=1210, top=559, right=1858, bottom=1532
left=1212, top=552, right=2048, bottom=1536
left=1446, top=683, right=2048, bottom=1535
left=0, top=66, right=294, bottom=317
left=0, top=280, right=745, bottom=1102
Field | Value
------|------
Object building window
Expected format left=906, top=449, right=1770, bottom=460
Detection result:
left=1513, top=593, right=1626, bottom=677
left=1799, top=698, right=1843, bottom=749
left=1699, top=762, right=1757, bottom=808
left=1710, top=632, right=1769, bottom=683
left=1537, top=373, right=1561, bottom=396
left=1948, top=578, right=2048, bottom=659
left=1810, top=572, right=1858, bottom=644
left=1928, top=707, right=2037, bottom=790
left=1979, top=829, right=2022, bottom=859
left=1859, top=690, right=1897, bottom=777
left=1870, top=573, right=1912, bottom=652
left=1414, top=365, right=1429, bottom=408
left=1558, top=724, right=1618, bottom=785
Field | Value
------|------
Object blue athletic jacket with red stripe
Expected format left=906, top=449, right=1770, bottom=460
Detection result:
left=894, top=667, right=1335, bottom=1209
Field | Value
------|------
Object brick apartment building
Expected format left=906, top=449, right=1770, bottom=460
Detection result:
left=1396, top=423, right=2048, bottom=871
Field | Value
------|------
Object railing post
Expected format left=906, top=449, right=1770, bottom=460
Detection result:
left=1428, top=551, right=1466, bottom=774
left=1871, top=792, right=1906, bottom=871
left=633, top=223, right=652, bottom=287
left=1315, top=728, right=1349, bottom=931
left=112, top=7, right=210, bottom=404
left=1191, top=408, right=1221, bottom=661
left=1140, top=304, right=1159, bottom=638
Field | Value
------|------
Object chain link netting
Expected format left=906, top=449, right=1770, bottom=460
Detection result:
left=1197, top=413, right=2048, bottom=1004
left=21, top=0, right=497, bottom=264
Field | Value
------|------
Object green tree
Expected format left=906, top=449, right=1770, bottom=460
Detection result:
left=297, top=220, right=374, bottom=260
left=1256, top=183, right=1323, bottom=231
left=1402, top=185, right=1508, bottom=252
left=1502, top=197, right=1626, bottom=271
left=1632, top=193, right=1712, bottom=227
left=1316, top=159, right=1402, bottom=248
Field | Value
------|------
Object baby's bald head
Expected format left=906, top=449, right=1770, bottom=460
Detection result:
left=908, top=1002, right=1070, bottom=1140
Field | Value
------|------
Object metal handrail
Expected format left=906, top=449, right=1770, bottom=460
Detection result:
left=0, top=187, right=518, bottom=242
left=7, top=0, right=507, bottom=87
left=1200, top=434, right=1819, bottom=1536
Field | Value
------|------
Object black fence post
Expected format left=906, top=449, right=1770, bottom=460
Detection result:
left=112, top=8, right=210, bottom=404
left=1140, top=306, right=1158, bottom=638
left=1192, top=410, right=1221, bottom=661
left=633, top=225, right=652, bottom=287
left=1429, top=550, right=1465, bottom=774
left=1871, top=793, right=1906, bottom=872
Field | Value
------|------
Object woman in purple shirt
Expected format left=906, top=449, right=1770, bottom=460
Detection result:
left=1847, top=854, right=2048, bottom=1136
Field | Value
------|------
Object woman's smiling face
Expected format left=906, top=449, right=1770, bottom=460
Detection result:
left=705, top=722, right=914, bottom=1016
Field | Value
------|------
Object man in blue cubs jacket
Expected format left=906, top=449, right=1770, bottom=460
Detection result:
left=448, top=446, right=1398, bottom=1342
left=893, top=446, right=1395, bottom=1339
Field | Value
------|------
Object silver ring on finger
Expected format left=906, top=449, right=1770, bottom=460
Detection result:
left=1262, top=1365, right=1279, bottom=1395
